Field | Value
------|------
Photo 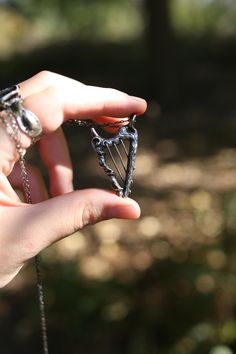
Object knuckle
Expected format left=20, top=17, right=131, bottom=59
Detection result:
left=37, top=70, right=56, bottom=84
left=47, top=83, right=62, bottom=98
left=81, top=203, right=101, bottom=228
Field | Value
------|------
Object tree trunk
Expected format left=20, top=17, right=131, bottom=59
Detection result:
left=143, top=0, right=177, bottom=105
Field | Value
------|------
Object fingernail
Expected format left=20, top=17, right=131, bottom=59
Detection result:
left=107, top=202, right=141, bottom=219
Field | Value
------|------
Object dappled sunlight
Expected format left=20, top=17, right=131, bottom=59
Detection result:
left=190, top=190, right=212, bottom=210
left=39, top=147, right=236, bottom=282
left=151, top=240, right=170, bottom=260
left=95, top=221, right=122, bottom=244
left=206, top=249, right=227, bottom=270
left=102, top=300, right=129, bottom=321
left=138, top=216, right=162, bottom=239
left=41, top=144, right=236, bottom=292
left=55, top=232, right=87, bottom=260
left=79, top=255, right=113, bottom=281
left=135, top=150, right=156, bottom=177
left=153, top=162, right=202, bottom=189
left=131, top=250, right=153, bottom=271
left=195, top=273, right=216, bottom=294
left=136, top=146, right=236, bottom=191
left=33, top=145, right=236, bottom=294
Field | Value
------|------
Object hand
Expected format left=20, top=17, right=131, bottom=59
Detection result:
left=0, top=71, right=147, bottom=287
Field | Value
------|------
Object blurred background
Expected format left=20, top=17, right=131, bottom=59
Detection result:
left=1, top=1, right=236, bottom=354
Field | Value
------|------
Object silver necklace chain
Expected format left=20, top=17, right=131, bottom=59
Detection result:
left=0, top=112, right=49, bottom=354
left=67, top=118, right=130, bottom=128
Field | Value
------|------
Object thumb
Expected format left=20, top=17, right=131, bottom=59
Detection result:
left=22, top=189, right=140, bottom=256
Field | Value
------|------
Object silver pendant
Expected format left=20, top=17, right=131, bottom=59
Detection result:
left=91, top=114, right=138, bottom=198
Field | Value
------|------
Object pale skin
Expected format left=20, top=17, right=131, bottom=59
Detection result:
left=0, top=71, right=147, bottom=288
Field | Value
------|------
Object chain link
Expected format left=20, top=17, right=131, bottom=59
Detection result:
left=67, top=118, right=129, bottom=128
left=0, top=112, right=49, bottom=354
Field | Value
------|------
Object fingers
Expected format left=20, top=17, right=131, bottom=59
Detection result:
left=0, top=124, right=20, bottom=176
left=8, top=127, right=73, bottom=200
left=8, top=162, right=48, bottom=203
left=0, top=72, right=146, bottom=287
left=10, top=127, right=73, bottom=199
left=23, top=86, right=146, bottom=133
left=38, top=128, right=73, bottom=196
left=16, top=189, right=141, bottom=259
left=19, top=70, right=85, bottom=98
left=20, top=71, right=147, bottom=134
left=0, top=189, right=140, bottom=287
left=0, top=71, right=146, bottom=175
left=0, top=173, right=21, bottom=203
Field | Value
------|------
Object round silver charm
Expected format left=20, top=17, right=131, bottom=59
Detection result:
left=16, top=108, right=42, bottom=138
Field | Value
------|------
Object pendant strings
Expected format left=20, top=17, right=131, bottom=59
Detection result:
left=19, top=159, right=49, bottom=354
left=0, top=113, right=49, bottom=354
left=34, top=254, right=49, bottom=354
left=69, top=118, right=131, bottom=194
left=68, top=118, right=129, bottom=128
left=18, top=149, right=49, bottom=354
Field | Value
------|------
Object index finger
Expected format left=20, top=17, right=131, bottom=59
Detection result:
left=22, top=85, right=147, bottom=134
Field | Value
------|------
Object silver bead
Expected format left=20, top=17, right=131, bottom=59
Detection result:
left=16, top=108, right=42, bottom=138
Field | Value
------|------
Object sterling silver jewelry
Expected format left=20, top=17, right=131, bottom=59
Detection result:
left=16, top=107, right=42, bottom=139
left=0, top=99, right=49, bottom=354
left=0, top=88, right=48, bottom=353
left=71, top=114, right=138, bottom=198
left=0, top=85, right=42, bottom=140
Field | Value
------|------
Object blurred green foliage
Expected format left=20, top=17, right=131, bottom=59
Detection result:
left=0, top=0, right=144, bottom=58
left=171, top=0, right=236, bottom=37
left=2, top=0, right=236, bottom=59
left=12, top=0, right=143, bottom=40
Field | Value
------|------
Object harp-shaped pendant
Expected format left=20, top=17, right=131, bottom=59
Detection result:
left=91, top=114, right=138, bottom=198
